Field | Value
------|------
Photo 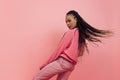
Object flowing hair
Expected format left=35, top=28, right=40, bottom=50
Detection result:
left=66, top=10, right=113, bottom=57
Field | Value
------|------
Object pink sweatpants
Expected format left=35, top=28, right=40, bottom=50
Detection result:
left=33, top=56, right=75, bottom=80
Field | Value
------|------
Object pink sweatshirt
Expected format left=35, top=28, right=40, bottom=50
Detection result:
left=40, top=28, right=79, bottom=69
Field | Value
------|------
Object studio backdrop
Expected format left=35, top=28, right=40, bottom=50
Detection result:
left=0, top=0, right=119, bottom=80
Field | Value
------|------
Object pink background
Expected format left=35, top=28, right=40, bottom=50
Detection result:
left=0, top=0, right=120, bottom=80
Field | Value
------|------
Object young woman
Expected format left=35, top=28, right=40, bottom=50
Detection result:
left=33, top=10, right=112, bottom=80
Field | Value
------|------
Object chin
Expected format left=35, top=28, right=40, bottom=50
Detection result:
left=69, top=27, right=72, bottom=29
left=70, top=27, right=75, bottom=29
left=68, top=26, right=75, bottom=29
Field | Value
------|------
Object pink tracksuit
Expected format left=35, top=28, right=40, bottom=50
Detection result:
left=33, top=28, right=79, bottom=80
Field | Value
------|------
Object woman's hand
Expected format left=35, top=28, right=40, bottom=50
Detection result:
left=39, top=64, right=46, bottom=70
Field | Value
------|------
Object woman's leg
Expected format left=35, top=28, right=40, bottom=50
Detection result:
left=33, top=57, right=75, bottom=80
left=56, top=57, right=75, bottom=80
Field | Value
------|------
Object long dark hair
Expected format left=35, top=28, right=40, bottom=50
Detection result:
left=66, top=10, right=113, bottom=57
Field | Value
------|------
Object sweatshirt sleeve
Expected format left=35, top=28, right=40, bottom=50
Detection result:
left=40, top=30, right=74, bottom=69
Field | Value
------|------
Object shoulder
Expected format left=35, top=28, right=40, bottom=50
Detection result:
left=67, top=28, right=78, bottom=33
left=65, top=28, right=79, bottom=36
left=70, top=28, right=79, bottom=35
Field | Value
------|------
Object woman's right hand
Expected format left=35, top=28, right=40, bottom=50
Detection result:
left=39, top=64, right=46, bottom=70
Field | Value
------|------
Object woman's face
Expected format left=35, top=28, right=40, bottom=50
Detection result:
left=65, top=14, right=77, bottom=29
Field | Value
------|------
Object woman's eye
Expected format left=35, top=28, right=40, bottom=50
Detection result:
left=68, top=20, right=71, bottom=22
left=66, top=19, right=71, bottom=23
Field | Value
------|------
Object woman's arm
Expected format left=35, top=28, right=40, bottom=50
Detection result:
left=40, top=29, right=74, bottom=70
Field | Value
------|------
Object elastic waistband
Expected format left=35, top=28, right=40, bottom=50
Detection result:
left=58, top=56, right=76, bottom=65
